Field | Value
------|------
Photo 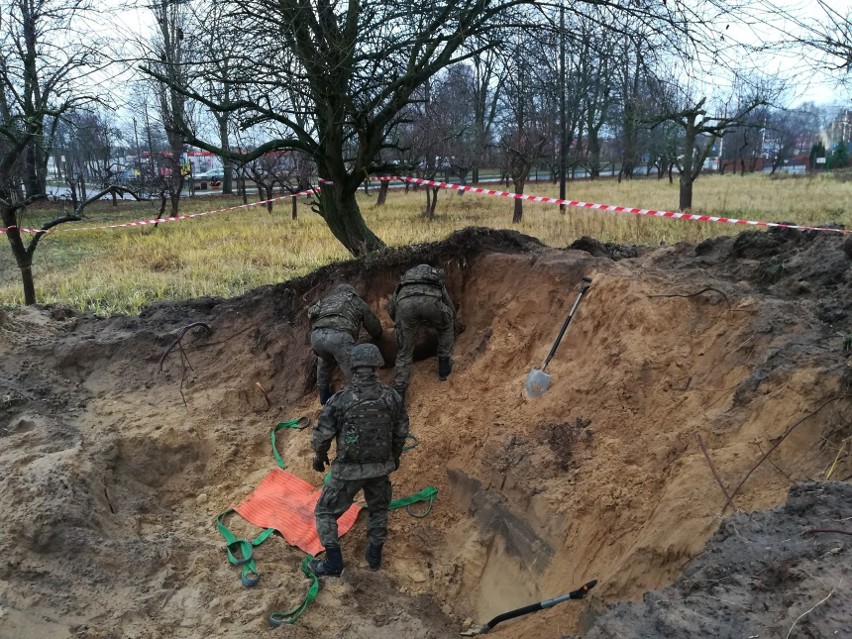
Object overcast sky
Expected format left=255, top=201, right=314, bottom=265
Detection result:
left=104, top=0, right=851, bottom=110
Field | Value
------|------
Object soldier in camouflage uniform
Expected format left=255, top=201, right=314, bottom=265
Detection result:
left=388, top=264, right=456, bottom=400
left=309, top=343, right=409, bottom=577
left=308, top=283, right=383, bottom=405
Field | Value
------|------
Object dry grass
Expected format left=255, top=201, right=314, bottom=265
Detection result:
left=1, top=172, right=850, bottom=315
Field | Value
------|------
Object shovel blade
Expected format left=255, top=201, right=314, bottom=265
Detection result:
left=525, top=368, right=551, bottom=398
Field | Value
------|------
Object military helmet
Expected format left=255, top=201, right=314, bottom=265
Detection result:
left=351, top=343, right=385, bottom=368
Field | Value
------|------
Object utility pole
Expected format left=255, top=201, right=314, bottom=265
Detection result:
left=132, top=118, right=143, bottom=176
left=559, top=3, right=567, bottom=213
left=144, top=108, right=156, bottom=177
left=717, top=105, right=727, bottom=173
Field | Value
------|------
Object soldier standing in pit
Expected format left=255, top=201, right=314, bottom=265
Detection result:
left=308, top=283, right=383, bottom=405
left=388, top=264, right=456, bottom=400
left=309, top=343, right=409, bottom=576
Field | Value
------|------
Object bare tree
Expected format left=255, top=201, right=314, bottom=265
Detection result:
left=498, top=29, right=549, bottom=223
left=51, top=109, right=129, bottom=208
left=0, top=0, right=106, bottom=304
left=611, top=30, right=660, bottom=182
left=722, top=106, right=771, bottom=175
left=575, top=21, right=615, bottom=180
left=763, top=104, right=821, bottom=174
left=141, top=0, right=746, bottom=255
left=148, top=0, right=189, bottom=215
left=184, top=1, right=244, bottom=195
left=469, top=49, right=505, bottom=184
left=649, top=78, right=774, bottom=210
left=764, top=1, right=852, bottom=78
left=143, top=0, right=539, bottom=254
left=241, top=151, right=313, bottom=214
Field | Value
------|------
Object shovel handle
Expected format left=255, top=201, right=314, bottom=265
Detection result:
left=541, top=277, right=591, bottom=371
left=477, top=579, right=598, bottom=633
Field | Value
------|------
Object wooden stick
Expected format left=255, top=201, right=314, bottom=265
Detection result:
left=721, top=395, right=848, bottom=514
left=696, top=434, right=732, bottom=504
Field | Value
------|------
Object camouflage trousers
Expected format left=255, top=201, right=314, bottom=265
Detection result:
left=392, top=296, right=454, bottom=390
left=315, top=473, right=392, bottom=548
left=311, top=328, right=355, bottom=390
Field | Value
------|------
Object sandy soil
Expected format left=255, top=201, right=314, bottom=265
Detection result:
left=0, top=226, right=850, bottom=639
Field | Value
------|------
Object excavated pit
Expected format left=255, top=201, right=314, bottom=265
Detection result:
left=0, top=227, right=850, bottom=639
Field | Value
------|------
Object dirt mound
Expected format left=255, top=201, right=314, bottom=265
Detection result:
left=570, top=481, right=851, bottom=639
left=0, top=226, right=850, bottom=639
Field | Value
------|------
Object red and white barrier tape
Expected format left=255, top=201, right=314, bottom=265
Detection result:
left=0, top=189, right=317, bottom=235
left=380, top=176, right=849, bottom=235
left=3, top=178, right=848, bottom=236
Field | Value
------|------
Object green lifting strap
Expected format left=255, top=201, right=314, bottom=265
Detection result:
left=217, top=416, right=439, bottom=627
left=268, top=555, right=320, bottom=627
left=402, top=433, right=419, bottom=452
left=390, top=485, right=438, bottom=518
left=216, top=509, right=276, bottom=587
left=271, top=416, right=312, bottom=469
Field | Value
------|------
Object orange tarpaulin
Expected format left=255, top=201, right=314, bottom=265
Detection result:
left=234, top=467, right=361, bottom=556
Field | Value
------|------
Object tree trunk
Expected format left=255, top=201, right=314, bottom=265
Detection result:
left=317, top=187, right=384, bottom=255
left=512, top=198, right=523, bottom=223
left=679, top=176, right=693, bottom=211
left=376, top=180, right=389, bottom=206
left=424, top=187, right=438, bottom=218
left=67, top=179, right=79, bottom=210
left=679, top=114, right=696, bottom=210
left=2, top=206, right=37, bottom=304
left=25, top=145, right=43, bottom=199
left=587, top=131, right=601, bottom=179
left=170, top=187, right=180, bottom=215
left=219, top=116, right=233, bottom=195
left=512, top=179, right=525, bottom=223
left=19, top=264, right=36, bottom=305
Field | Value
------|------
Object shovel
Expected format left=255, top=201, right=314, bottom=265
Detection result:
left=459, top=579, right=597, bottom=636
left=525, top=276, right=592, bottom=398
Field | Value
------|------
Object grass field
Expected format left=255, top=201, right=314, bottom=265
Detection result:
left=1, top=172, right=850, bottom=315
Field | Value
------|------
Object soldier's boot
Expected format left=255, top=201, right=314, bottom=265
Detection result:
left=365, top=543, right=383, bottom=571
left=309, top=546, right=344, bottom=577
left=438, top=357, right=452, bottom=381
left=319, top=384, right=332, bottom=406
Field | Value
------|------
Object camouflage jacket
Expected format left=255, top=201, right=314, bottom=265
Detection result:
left=388, top=265, right=456, bottom=320
left=308, top=285, right=382, bottom=340
left=312, top=371, right=409, bottom=480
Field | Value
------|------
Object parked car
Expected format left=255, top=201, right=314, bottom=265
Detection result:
left=194, top=169, right=224, bottom=182
left=111, top=169, right=139, bottom=185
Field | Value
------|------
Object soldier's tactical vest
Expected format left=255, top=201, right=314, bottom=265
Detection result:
left=396, top=265, right=442, bottom=300
left=312, top=291, right=360, bottom=332
left=337, top=391, right=394, bottom=464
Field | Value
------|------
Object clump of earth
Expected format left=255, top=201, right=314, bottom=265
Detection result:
left=0, top=226, right=850, bottom=639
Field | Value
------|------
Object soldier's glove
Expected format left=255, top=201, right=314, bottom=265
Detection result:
left=454, top=321, right=466, bottom=336
left=312, top=454, right=329, bottom=472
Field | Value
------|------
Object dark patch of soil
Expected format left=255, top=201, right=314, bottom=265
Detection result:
left=569, top=236, right=645, bottom=260
left=571, top=481, right=851, bottom=639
